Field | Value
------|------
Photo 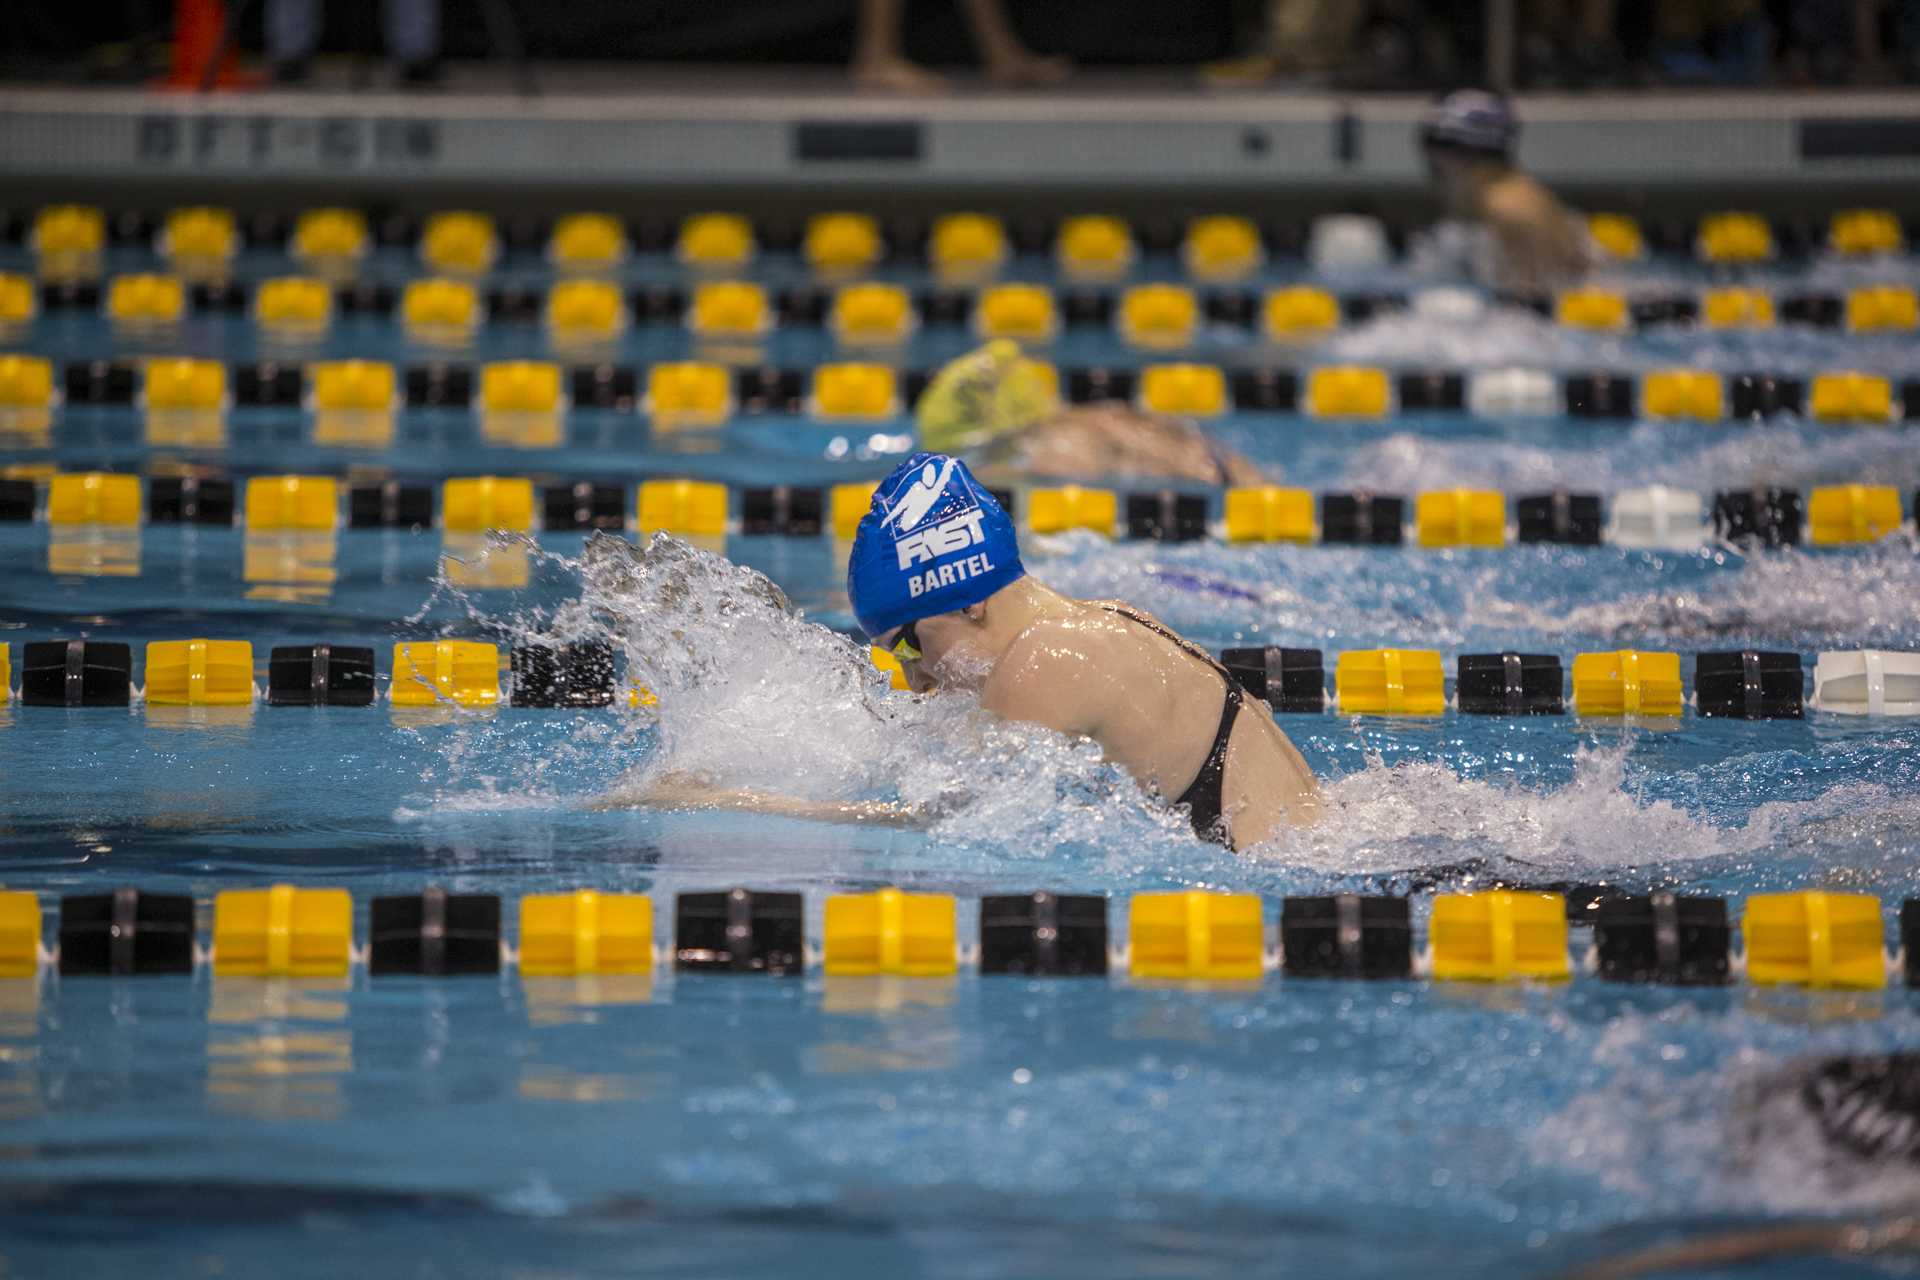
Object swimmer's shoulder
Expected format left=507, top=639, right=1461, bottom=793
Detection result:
left=1007, top=604, right=1171, bottom=681
left=1483, top=171, right=1566, bottom=221
left=1001, top=613, right=1112, bottom=672
left=984, top=614, right=1111, bottom=732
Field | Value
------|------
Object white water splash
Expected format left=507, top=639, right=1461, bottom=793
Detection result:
left=1243, top=741, right=1718, bottom=874
left=1324, top=303, right=1627, bottom=369
left=1533, top=1006, right=1920, bottom=1219
left=525, top=533, right=1195, bottom=855
left=1728, top=1055, right=1920, bottom=1214
left=1319, top=280, right=1920, bottom=378
left=400, top=534, right=1920, bottom=887
left=1034, top=535, right=1920, bottom=651
left=1245, top=740, right=1920, bottom=890
left=1333, top=420, right=1920, bottom=495
left=1472, top=542, right=1920, bottom=647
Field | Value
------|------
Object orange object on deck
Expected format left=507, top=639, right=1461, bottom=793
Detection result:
left=165, top=0, right=251, bottom=90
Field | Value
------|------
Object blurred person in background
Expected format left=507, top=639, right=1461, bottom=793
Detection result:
left=1205, top=0, right=1467, bottom=88
left=853, top=0, right=1068, bottom=91
left=268, top=0, right=441, bottom=85
left=1204, top=0, right=1367, bottom=85
left=1780, top=0, right=1920, bottom=83
left=1649, top=0, right=1770, bottom=82
left=1518, top=0, right=1625, bottom=85
left=1418, top=89, right=1591, bottom=291
left=1901, top=0, right=1920, bottom=81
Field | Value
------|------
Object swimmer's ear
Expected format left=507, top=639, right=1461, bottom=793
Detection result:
left=962, top=602, right=988, bottom=624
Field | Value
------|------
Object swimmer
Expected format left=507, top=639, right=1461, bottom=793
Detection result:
left=1421, top=89, right=1592, bottom=292
left=628, top=454, right=1321, bottom=848
left=917, top=341, right=1267, bottom=488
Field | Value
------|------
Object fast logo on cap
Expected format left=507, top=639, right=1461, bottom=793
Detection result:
left=879, top=457, right=1002, bottom=601
left=885, top=458, right=986, bottom=569
left=846, top=451, right=1025, bottom=635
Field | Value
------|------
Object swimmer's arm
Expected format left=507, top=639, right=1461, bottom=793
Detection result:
left=1483, top=176, right=1589, bottom=286
left=591, top=772, right=932, bottom=828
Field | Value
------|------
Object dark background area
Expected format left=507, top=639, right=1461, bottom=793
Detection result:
left=5, top=1, right=1909, bottom=93
left=6, top=0, right=1244, bottom=72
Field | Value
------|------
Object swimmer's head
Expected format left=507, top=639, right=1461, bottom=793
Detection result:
left=1420, top=90, right=1517, bottom=162
left=847, top=452, right=1026, bottom=651
left=915, top=340, right=1057, bottom=454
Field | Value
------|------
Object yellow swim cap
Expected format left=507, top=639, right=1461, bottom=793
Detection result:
left=915, top=340, right=1056, bottom=453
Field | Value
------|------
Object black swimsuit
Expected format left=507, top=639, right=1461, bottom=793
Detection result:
left=1100, top=605, right=1243, bottom=847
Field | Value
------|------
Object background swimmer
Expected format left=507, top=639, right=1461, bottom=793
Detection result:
left=917, top=341, right=1266, bottom=487
left=1420, top=89, right=1592, bottom=291
left=627, top=453, right=1320, bottom=849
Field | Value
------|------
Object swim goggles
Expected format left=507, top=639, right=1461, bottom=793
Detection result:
left=889, top=620, right=923, bottom=663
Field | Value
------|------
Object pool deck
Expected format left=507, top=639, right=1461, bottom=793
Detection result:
left=2, top=67, right=1919, bottom=203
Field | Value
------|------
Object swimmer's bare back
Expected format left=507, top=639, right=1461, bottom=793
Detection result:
left=1480, top=171, right=1591, bottom=290
left=1003, top=404, right=1266, bottom=488
left=981, top=598, right=1321, bottom=849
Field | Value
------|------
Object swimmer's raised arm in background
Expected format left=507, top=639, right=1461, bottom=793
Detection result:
left=1421, top=90, right=1591, bottom=291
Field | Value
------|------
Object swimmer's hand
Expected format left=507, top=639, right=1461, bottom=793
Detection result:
left=592, top=770, right=931, bottom=828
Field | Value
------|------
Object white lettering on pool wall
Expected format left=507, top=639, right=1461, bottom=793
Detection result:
left=896, top=509, right=986, bottom=569
left=134, top=114, right=441, bottom=168
left=908, top=553, right=996, bottom=598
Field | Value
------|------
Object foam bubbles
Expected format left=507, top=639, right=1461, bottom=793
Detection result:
left=1331, top=420, right=1920, bottom=495
left=404, top=533, right=1919, bottom=892
left=1324, top=302, right=1622, bottom=369
left=1532, top=1003, right=1920, bottom=1221
left=530, top=533, right=1196, bottom=858
left=1475, top=541, right=1920, bottom=649
left=1034, top=535, right=1920, bottom=653
left=1243, top=742, right=1721, bottom=880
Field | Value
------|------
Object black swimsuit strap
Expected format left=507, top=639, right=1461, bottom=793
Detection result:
left=1099, top=606, right=1242, bottom=847
left=1100, top=605, right=1234, bottom=682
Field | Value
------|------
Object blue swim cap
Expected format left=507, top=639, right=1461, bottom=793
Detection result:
left=1421, top=90, right=1517, bottom=157
left=847, top=452, right=1026, bottom=639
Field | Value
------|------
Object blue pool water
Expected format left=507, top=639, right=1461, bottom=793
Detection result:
left=3, top=235, right=1920, bottom=1277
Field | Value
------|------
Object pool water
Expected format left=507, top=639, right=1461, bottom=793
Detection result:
left=2, top=233, right=1920, bottom=1278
